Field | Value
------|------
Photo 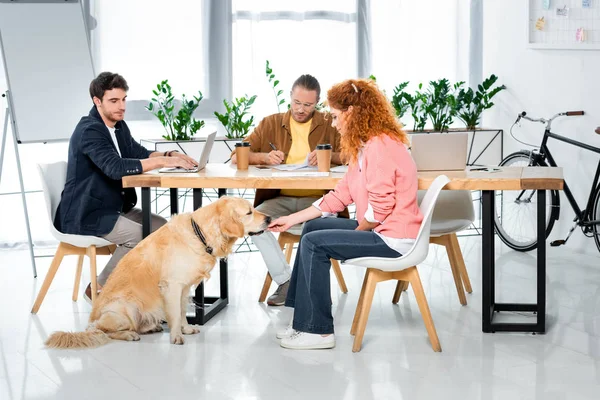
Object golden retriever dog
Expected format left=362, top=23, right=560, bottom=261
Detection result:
left=45, top=196, right=270, bottom=348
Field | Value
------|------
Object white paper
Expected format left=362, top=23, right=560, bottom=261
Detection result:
left=272, top=171, right=329, bottom=177
left=273, top=154, right=317, bottom=171
left=330, top=165, right=348, bottom=173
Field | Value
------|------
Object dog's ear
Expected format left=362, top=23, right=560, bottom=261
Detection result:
left=219, top=214, right=244, bottom=238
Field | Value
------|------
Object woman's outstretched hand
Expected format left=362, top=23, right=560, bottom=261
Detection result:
left=268, top=216, right=294, bottom=233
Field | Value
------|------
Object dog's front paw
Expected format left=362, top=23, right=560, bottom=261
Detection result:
left=170, top=333, right=185, bottom=345
left=182, top=324, right=200, bottom=335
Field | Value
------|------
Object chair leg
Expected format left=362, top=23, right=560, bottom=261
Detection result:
left=408, top=267, right=441, bottom=352
left=352, top=269, right=379, bottom=353
left=330, top=259, right=348, bottom=293
left=351, top=269, right=370, bottom=336
left=392, top=280, right=409, bottom=304
left=87, top=246, right=98, bottom=303
left=72, top=255, right=84, bottom=301
left=450, top=233, right=472, bottom=293
left=284, top=242, right=294, bottom=264
left=443, top=235, right=467, bottom=306
left=259, top=272, right=273, bottom=303
left=31, top=243, right=67, bottom=313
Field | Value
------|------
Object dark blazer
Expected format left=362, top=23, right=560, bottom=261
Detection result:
left=54, top=106, right=153, bottom=236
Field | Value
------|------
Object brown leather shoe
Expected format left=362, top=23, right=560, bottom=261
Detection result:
left=83, top=283, right=101, bottom=305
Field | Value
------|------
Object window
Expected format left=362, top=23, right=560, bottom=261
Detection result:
left=232, top=0, right=357, bottom=120
left=91, top=0, right=206, bottom=103
left=370, top=0, right=471, bottom=102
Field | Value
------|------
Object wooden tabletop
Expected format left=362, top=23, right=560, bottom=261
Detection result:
left=122, top=164, right=564, bottom=191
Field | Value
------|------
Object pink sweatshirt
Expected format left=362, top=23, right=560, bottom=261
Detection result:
left=318, top=134, right=423, bottom=239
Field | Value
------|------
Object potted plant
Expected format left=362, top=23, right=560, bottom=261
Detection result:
left=265, top=60, right=286, bottom=112
left=455, top=74, right=506, bottom=130
left=422, top=78, right=464, bottom=132
left=146, top=80, right=205, bottom=141
left=407, top=84, right=429, bottom=132
left=214, top=95, right=257, bottom=139
left=391, top=81, right=410, bottom=121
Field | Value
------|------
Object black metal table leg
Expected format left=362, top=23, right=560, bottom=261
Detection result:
left=536, top=189, right=546, bottom=333
left=188, top=188, right=230, bottom=325
left=482, top=190, right=495, bottom=332
left=170, top=188, right=178, bottom=215
left=482, top=189, right=547, bottom=333
left=142, top=187, right=151, bottom=238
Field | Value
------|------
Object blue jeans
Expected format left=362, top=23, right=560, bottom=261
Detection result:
left=285, top=218, right=402, bottom=334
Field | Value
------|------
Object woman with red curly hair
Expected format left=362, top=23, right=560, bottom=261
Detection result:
left=268, top=78, right=423, bottom=350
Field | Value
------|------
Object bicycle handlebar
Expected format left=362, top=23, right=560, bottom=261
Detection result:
left=516, top=110, right=584, bottom=130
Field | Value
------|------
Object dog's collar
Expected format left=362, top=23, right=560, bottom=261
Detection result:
left=191, top=219, right=213, bottom=255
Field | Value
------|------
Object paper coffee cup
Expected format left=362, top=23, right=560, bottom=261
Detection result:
left=235, top=142, right=251, bottom=170
left=316, top=144, right=332, bottom=172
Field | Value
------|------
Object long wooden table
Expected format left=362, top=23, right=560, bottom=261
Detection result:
left=123, top=164, right=563, bottom=332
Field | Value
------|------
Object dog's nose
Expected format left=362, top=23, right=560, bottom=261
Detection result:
left=265, top=216, right=272, bottom=224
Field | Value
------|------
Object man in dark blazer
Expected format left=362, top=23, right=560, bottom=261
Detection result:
left=54, top=72, right=198, bottom=302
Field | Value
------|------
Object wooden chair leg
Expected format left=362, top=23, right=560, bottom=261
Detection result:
left=392, top=280, right=409, bottom=304
left=31, top=243, right=67, bottom=313
left=72, top=255, right=84, bottom=301
left=352, top=269, right=379, bottom=352
left=259, top=272, right=273, bottom=303
left=284, top=242, right=294, bottom=264
left=87, top=246, right=98, bottom=303
left=408, top=267, right=441, bottom=352
left=450, top=233, right=472, bottom=293
left=351, top=269, right=370, bottom=335
left=330, top=259, right=348, bottom=293
left=443, top=235, right=467, bottom=306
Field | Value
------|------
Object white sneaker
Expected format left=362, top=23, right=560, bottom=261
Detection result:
left=280, top=331, right=335, bottom=350
left=276, top=322, right=295, bottom=339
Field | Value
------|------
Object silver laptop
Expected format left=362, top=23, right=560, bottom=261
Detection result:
left=410, top=133, right=468, bottom=171
left=159, top=132, right=217, bottom=173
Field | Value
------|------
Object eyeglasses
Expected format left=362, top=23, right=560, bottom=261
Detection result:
left=291, top=99, right=316, bottom=111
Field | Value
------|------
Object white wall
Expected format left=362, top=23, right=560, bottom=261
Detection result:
left=483, top=0, right=600, bottom=255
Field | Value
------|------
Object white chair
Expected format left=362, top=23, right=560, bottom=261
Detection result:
left=394, top=190, right=475, bottom=306
left=31, top=162, right=116, bottom=313
left=342, top=175, right=450, bottom=353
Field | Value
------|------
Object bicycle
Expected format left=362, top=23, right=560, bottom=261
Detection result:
left=494, top=110, right=600, bottom=253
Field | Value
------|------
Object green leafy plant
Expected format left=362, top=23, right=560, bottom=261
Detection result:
left=214, top=95, right=257, bottom=139
left=265, top=60, right=286, bottom=112
left=406, top=83, right=429, bottom=132
left=422, top=79, right=464, bottom=132
left=146, top=80, right=205, bottom=141
left=391, top=81, right=410, bottom=120
left=455, top=74, right=506, bottom=130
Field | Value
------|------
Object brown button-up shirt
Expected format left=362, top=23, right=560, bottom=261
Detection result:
left=235, top=110, right=342, bottom=207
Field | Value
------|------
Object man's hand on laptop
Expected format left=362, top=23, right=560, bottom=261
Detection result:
left=170, top=152, right=199, bottom=168
left=163, top=156, right=197, bottom=170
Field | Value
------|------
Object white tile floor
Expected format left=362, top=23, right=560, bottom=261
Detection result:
left=1, top=236, right=600, bottom=400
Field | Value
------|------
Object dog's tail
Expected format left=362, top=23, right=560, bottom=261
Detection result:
left=45, top=328, right=110, bottom=349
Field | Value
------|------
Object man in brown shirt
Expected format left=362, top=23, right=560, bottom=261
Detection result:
left=232, top=74, right=342, bottom=305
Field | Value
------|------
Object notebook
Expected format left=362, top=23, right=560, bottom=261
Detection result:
left=158, top=132, right=216, bottom=173
left=410, top=133, right=468, bottom=171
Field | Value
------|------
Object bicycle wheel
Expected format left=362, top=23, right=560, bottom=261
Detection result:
left=593, top=184, right=600, bottom=253
left=494, top=151, right=560, bottom=252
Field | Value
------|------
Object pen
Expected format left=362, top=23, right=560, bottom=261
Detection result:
left=269, top=142, right=277, bottom=151
left=470, top=167, right=487, bottom=171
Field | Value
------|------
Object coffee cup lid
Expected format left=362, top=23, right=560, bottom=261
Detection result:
left=316, top=144, right=332, bottom=150
left=235, top=142, right=251, bottom=147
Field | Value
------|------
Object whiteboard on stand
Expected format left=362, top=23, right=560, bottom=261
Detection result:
left=0, top=0, right=95, bottom=143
